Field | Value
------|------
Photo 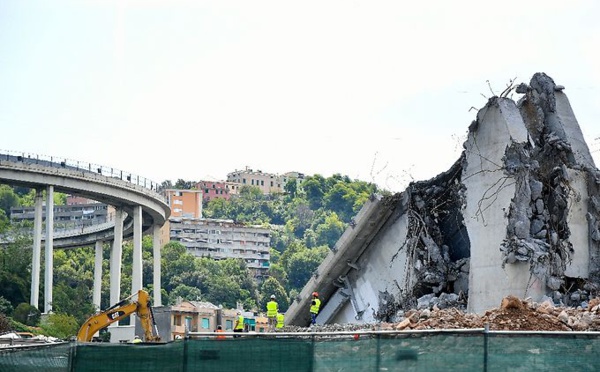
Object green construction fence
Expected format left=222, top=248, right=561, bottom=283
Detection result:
left=2, top=329, right=600, bottom=371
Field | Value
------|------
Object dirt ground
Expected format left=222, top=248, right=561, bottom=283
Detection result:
left=289, top=296, right=600, bottom=333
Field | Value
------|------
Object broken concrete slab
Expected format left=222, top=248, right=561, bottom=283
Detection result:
left=285, top=73, right=600, bottom=327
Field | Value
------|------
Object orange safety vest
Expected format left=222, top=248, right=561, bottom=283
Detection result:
left=215, top=329, right=226, bottom=340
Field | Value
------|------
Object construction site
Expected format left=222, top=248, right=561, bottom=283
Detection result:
left=2, top=72, right=600, bottom=371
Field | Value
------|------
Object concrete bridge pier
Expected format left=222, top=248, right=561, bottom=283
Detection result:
left=93, top=240, right=103, bottom=311
left=29, top=188, right=43, bottom=308
left=44, top=185, right=54, bottom=313
left=110, top=208, right=124, bottom=306
left=131, top=205, right=142, bottom=295
left=153, top=224, right=162, bottom=306
left=130, top=206, right=143, bottom=326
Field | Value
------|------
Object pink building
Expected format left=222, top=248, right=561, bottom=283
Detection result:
left=196, top=181, right=239, bottom=202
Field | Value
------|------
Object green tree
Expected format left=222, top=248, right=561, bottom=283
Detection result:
left=0, top=185, right=19, bottom=215
left=303, top=228, right=318, bottom=248
left=0, top=209, right=9, bottom=232
left=41, top=313, right=79, bottom=339
left=284, top=178, right=298, bottom=198
left=259, top=277, right=289, bottom=312
left=174, top=179, right=194, bottom=189
left=203, top=197, right=232, bottom=219
left=324, top=182, right=356, bottom=222
left=315, top=212, right=346, bottom=248
left=17, top=188, right=35, bottom=207
left=12, top=303, right=40, bottom=326
left=206, top=276, right=244, bottom=308
left=266, top=263, right=288, bottom=289
left=0, top=313, right=10, bottom=333
left=0, top=296, right=13, bottom=315
left=287, top=246, right=329, bottom=290
left=0, top=238, right=32, bottom=306
left=278, top=240, right=306, bottom=273
left=170, top=284, right=202, bottom=302
left=302, top=175, right=326, bottom=210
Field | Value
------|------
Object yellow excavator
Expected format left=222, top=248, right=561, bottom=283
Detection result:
left=77, top=289, right=161, bottom=342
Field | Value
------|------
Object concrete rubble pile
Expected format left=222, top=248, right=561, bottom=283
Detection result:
left=283, top=295, right=600, bottom=333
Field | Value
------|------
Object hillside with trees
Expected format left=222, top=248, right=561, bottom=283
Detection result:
left=0, top=174, right=385, bottom=338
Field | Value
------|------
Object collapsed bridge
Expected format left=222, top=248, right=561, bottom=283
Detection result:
left=286, top=72, right=600, bottom=326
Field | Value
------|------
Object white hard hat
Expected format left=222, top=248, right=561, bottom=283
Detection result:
left=270, top=295, right=276, bottom=299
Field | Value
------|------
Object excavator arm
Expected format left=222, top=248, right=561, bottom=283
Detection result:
left=77, top=290, right=160, bottom=342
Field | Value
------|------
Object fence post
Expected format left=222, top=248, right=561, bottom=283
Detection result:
left=484, top=323, right=489, bottom=372
left=182, top=336, right=188, bottom=372
left=69, top=343, right=77, bottom=372
left=375, top=333, right=381, bottom=372
left=310, top=334, right=315, bottom=372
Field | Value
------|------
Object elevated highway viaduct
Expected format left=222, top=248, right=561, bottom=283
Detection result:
left=0, top=151, right=170, bottom=314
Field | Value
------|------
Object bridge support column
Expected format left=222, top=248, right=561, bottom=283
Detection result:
left=30, top=188, right=43, bottom=308
left=44, top=185, right=54, bottom=313
left=93, top=240, right=103, bottom=311
left=131, top=206, right=143, bottom=326
left=110, top=208, right=124, bottom=307
left=131, top=205, right=143, bottom=294
left=153, top=224, right=162, bottom=306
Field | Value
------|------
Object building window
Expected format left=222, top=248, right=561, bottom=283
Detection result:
left=226, top=320, right=233, bottom=329
left=261, top=180, right=264, bottom=186
left=174, top=315, right=181, bottom=326
left=201, top=318, right=210, bottom=329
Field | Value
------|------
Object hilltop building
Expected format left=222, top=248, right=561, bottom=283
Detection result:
left=226, top=166, right=305, bottom=195
left=195, top=180, right=239, bottom=202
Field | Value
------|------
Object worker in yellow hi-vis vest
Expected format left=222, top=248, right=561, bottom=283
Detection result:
left=276, top=312, right=284, bottom=329
left=266, top=295, right=278, bottom=331
left=310, top=292, right=321, bottom=326
left=234, top=311, right=244, bottom=338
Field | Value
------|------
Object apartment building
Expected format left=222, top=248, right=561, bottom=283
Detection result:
left=164, top=189, right=203, bottom=218
left=195, top=180, right=240, bottom=202
left=170, top=217, right=271, bottom=278
left=226, top=167, right=305, bottom=195
left=10, top=202, right=110, bottom=226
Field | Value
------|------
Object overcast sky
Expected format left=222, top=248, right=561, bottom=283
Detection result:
left=1, top=0, right=598, bottom=192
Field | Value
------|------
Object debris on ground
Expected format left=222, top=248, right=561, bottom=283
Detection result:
left=283, top=296, right=600, bottom=333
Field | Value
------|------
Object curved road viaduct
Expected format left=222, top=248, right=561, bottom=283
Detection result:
left=0, top=151, right=170, bottom=314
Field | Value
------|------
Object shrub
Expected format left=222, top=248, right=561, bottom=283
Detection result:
left=0, top=313, right=10, bottom=333
left=12, top=303, right=41, bottom=326
left=40, top=313, right=79, bottom=340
